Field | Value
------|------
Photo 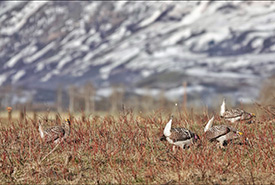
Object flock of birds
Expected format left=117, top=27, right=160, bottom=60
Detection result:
left=160, top=98, right=256, bottom=149
left=38, top=98, right=256, bottom=150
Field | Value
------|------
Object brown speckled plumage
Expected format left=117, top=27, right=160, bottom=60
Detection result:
left=39, top=119, right=71, bottom=143
left=160, top=117, right=200, bottom=149
left=205, top=125, right=239, bottom=142
left=204, top=116, right=245, bottom=148
left=220, top=99, right=255, bottom=123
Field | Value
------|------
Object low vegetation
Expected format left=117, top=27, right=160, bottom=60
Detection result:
left=0, top=106, right=274, bottom=184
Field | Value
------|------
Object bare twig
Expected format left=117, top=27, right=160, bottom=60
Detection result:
left=39, top=141, right=61, bottom=164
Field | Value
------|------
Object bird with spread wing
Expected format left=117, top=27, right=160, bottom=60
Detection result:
left=160, top=116, right=200, bottom=150
left=204, top=116, right=249, bottom=148
left=220, top=98, right=256, bottom=123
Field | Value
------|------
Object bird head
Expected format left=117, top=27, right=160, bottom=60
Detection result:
left=251, top=113, right=256, bottom=117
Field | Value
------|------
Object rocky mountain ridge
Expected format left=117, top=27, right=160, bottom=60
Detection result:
left=0, top=1, right=275, bottom=107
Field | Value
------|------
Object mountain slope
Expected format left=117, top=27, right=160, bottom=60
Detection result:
left=0, top=1, right=275, bottom=105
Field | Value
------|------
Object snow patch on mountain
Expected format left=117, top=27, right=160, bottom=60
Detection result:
left=1, top=1, right=47, bottom=35
left=0, top=74, right=7, bottom=86
left=12, top=70, right=25, bottom=83
left=25, top=42, right=54, bottom=64
left=0, top=1, right=275, bottom=106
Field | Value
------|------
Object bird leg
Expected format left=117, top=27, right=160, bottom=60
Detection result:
left=244, top=138, right=252, bottom=147
left=217, top=141, right=225, bottom=149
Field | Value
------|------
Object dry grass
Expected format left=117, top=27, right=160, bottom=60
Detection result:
left=0, top=107, right=274, bottom=184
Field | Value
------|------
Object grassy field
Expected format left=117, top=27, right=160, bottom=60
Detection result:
left=0, top=107, right=274, bottom=184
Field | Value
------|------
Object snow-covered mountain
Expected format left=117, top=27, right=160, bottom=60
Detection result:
left=0, top=1, right=275, bottom=107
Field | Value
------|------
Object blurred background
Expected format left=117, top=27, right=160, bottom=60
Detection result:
left=0, top=1, right=274, bottom=115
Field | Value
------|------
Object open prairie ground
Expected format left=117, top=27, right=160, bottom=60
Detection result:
left=0, top=107, right=274, bottom=184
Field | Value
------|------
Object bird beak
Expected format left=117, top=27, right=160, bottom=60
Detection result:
left=245, top=138, right=252, bottom=146
left=238, top=132, right=243, bottom=135
left=251, top=113, right=256, bottom=117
